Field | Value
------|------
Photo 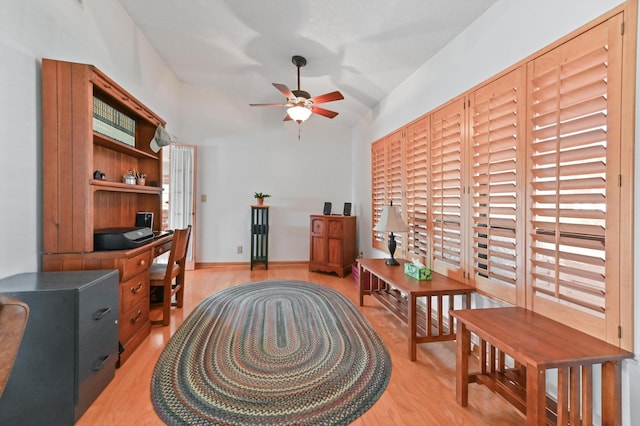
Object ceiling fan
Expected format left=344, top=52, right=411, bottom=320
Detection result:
left=250, top=55, right=344, bottom=124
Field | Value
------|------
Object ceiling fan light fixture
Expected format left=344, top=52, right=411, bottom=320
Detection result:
left=287, top=105, right=312, bottom=123
left=250, top=55, right=343, bottom=125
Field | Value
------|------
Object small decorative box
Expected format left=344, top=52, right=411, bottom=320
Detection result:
left=404, top=262, right=432, bottom=280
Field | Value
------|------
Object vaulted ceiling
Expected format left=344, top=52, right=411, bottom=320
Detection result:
left=117, top=0, right=498, bottom=127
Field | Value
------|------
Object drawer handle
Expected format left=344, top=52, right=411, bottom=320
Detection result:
left=157, top=248, right=164, bottom=254
left=139, top=259, right=146, bottom=266
left=93, top=354, right=112, bottom=371
left=130, top=310, right=142, bottom=324
left=130, top=282, right=143, bottom=294
left=93, top=307, right=112, bottom=321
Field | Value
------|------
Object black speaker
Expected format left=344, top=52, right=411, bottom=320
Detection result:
left=323, top=202, right=332, bottom=215
left=343, top=202, right=352, bottom=216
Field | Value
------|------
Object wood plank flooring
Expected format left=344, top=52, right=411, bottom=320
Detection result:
left=77, top=265, right=525, bottom=425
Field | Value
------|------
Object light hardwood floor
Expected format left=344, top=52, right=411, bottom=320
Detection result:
left=77, top=265, right=525, bottom=425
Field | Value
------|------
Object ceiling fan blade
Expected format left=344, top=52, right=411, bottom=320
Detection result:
left=311, top=91, right=344, bottom=105
left=311, top=106, right=339, bottom=119
left=273, top=83, right=295, bottom=100
left=249, top=103, right=286, bottom=107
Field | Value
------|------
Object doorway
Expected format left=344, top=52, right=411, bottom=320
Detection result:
left=162, top=144, right=197, bottom=270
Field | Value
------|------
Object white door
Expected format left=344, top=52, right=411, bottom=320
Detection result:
left=163, top=144, right=197, bottom=270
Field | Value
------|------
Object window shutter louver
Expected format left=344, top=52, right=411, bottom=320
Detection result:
left=470, top=68, right=525, bottom=304
left=387, top=130, right=405, bottom=251
left=405, top=117, right=430, bottom=263
left=430, top=98, right=465, bottom=278
left=371, top=140, right=386, bottom=250
left=526, top=15, right=623, bottom=342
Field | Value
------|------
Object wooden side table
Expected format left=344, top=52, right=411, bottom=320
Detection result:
left=357, top=258, right=473, bottom=360
left=450, top=307, right=633, bottom=425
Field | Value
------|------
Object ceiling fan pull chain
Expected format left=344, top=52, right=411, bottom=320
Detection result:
left=298, top=124, right=302, bottom=141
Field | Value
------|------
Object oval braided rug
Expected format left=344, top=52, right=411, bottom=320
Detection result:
left=151, top=280, right=391, bottom=426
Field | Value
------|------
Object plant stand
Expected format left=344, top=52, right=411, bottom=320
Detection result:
left=250, top=205, right=269, bottom=269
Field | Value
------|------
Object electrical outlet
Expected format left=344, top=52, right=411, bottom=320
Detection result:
left=236, top=245, right=243, bottom=254
left=201, top=194, right=207, bottom=202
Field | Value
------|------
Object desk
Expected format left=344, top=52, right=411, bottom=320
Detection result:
left=42, top=234, right=173, bottom=366
left=358, top=258, right=473, bottom=361
left=450, top=307, right=633, bottom=426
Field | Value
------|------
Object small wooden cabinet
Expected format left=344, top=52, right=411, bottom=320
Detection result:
left=41, top=59, right=167, bottom=365
left=0, top=270, right=119, bottom=426
left=309, top=215, right=356, bottom=277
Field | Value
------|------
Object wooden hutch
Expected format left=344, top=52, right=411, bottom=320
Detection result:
left=41, top=59, right=170, bottom=365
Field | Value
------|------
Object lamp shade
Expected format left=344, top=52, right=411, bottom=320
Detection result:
left=374, top=205, right=408, bottom=233
left=287, top=105, right=312, bottom=122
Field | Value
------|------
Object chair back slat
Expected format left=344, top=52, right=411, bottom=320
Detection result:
left=149, top=225, right=191, bottom=326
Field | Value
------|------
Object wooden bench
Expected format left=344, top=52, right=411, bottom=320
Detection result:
left=450, top=307, right=633, bottom=426
left=357, top=258, right=473, bottom=361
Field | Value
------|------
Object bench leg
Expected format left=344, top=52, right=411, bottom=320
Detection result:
left=601, top=360, right=622, bottom=426
left=526, top=364, right=546, bottom=426
left=408, top=294, right=417, bottom=361
left=455, top=322, right=470, bottom=406
left=358, top=264, right=364, bottom=306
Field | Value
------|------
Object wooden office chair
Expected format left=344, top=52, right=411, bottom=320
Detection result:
left=149, top=226, right=191, bottom=326
left=0, top=294, right=29, bottom=398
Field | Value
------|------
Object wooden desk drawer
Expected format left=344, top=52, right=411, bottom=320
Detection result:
left=122, top=250, right=152, bottom=281
left=119, top=301, right=150, bottom=345
left=120, top=269, right=149, bottom=314
left=154, top=240, right=172, bottom=257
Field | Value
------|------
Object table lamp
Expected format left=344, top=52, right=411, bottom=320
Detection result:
left=373, top=204, right=408, bottom=265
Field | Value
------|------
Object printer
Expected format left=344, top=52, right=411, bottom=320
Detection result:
left=94, top=227, right=155, bottom=251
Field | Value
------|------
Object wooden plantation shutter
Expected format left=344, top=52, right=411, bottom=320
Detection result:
left=387, top=130, right=404, bottom=208
left=371, top=130, right=404, bottom=251
left=405, top=116, right=429, bottom=264
left=526, top=14, right=624, bottom=344
left=469, top=68, right=525, bottom=305
left=387, top=130, right=405, bottom=252
left=371, top=139, right=387, bottom=250
left=430, top=98, right=465, bottom=280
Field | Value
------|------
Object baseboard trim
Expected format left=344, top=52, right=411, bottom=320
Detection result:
left=195, top=261, right=309, bottom=270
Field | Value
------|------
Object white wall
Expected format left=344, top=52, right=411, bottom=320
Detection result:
left=0, top=0, right=181, bottom=277
left=175, top=82, right=353, bottom=263
left=352, top=1, right=638, bottom=424
left=0, top=0, right=354, bottom=276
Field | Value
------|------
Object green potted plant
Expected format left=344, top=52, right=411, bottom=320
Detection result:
left=254, top=192, right=271, bottom=206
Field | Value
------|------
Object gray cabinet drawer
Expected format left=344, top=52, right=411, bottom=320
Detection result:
left=76, top=273, right=119, bottom=419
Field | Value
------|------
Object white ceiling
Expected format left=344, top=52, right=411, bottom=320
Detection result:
left=117, top=0, right=498, bottom=127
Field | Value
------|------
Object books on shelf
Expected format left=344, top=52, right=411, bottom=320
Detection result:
left=93, top=97, right=135, bottom=147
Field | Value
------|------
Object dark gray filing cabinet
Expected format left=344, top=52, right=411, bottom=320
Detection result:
left=0, top=270, right=119, bottom=426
